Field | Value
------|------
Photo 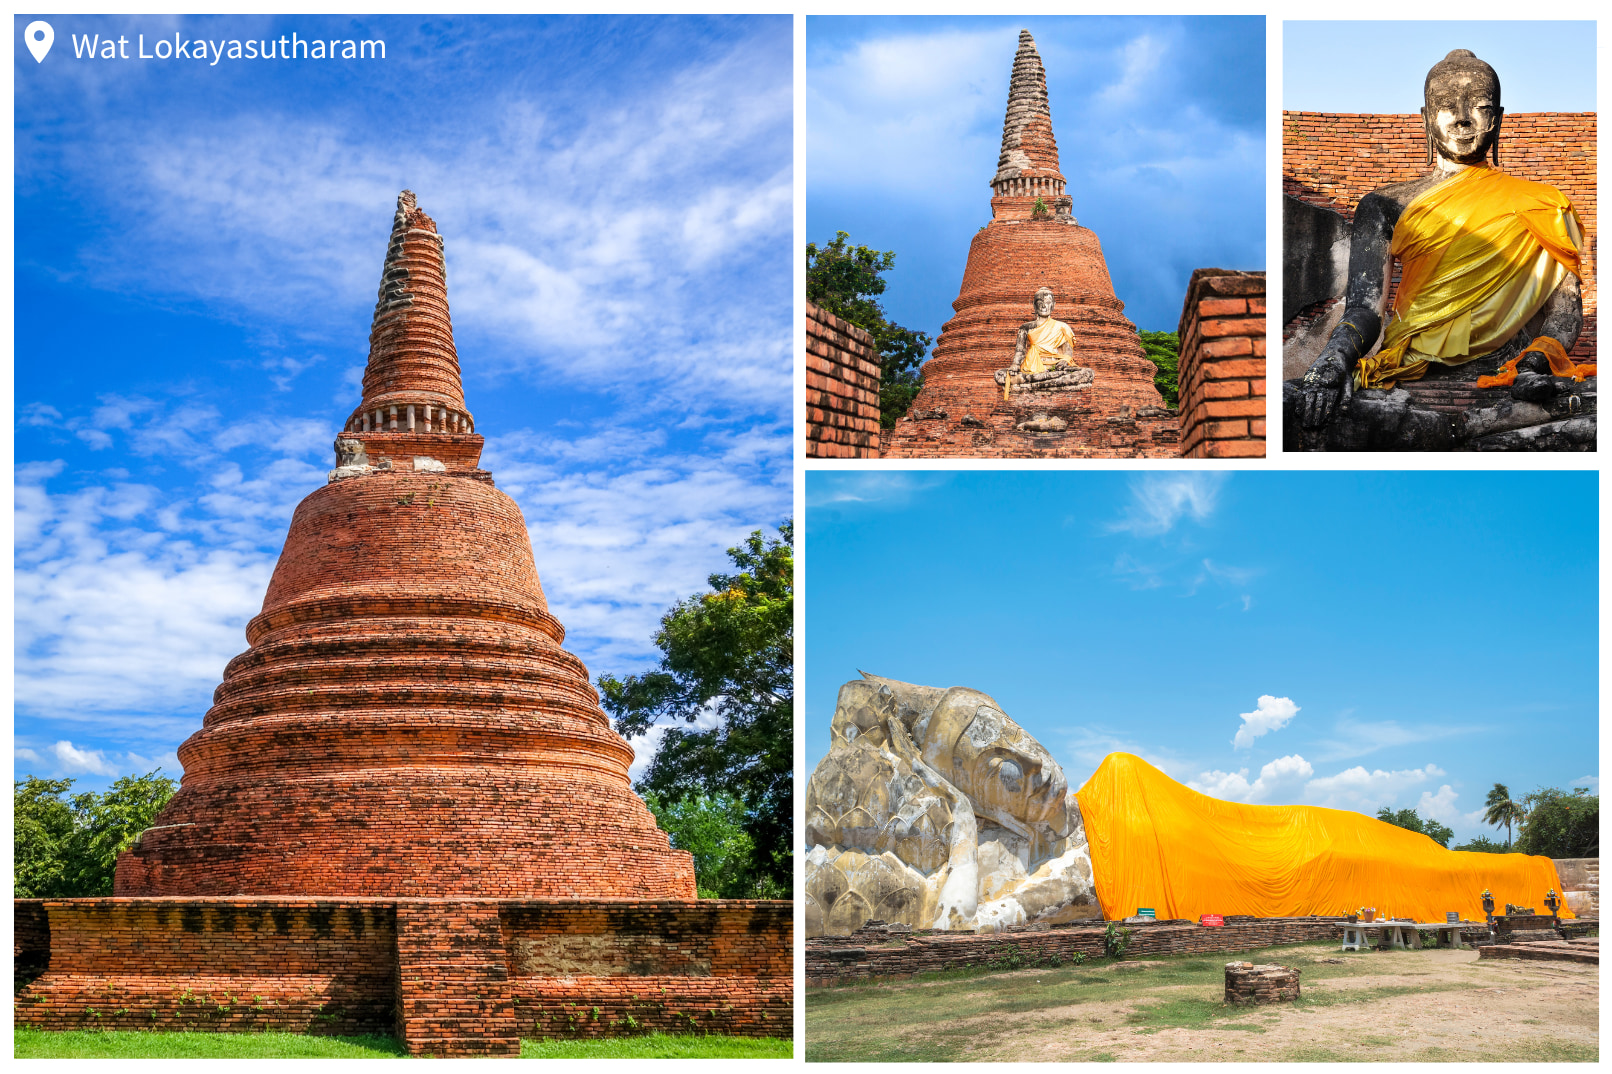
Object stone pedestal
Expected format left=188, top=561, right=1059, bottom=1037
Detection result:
left=1224, top=962, right=1300, bottom=1004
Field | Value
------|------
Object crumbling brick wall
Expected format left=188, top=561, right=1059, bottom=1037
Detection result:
left=1283, top=111, right=1596, bottom=360
left=1175, top=270, right=1267, bottom=458
left=16, top=897, right=792, bottom=1055
left=806, top=303, right=880, bottom=458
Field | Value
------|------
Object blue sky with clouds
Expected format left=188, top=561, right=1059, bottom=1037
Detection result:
left=805, top=471, right=1598, bottom=846
left=1284, top=22, right=1596, bottom=112
left=807, top=15, right=1264, bottom=343
left=14, top=14, right=791, bottom=790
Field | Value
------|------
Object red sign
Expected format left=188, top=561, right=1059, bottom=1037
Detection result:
left=1200, top=914, right=1225, bottom=927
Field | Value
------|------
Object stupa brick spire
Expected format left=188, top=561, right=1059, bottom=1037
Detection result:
left=991, top=31, right=1066, bottom=201
left=882, top=31, right=1175, bottom=459
left=115, top=194, right=697, bottom=899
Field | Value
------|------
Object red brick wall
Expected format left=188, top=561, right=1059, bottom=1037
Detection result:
left=1283, top=111, right=1597, bottom=360
left=806, top=303, right=880, bottom=458
left=1175, top=270, right=1267, bottom=458
left=17, top=897, right=792, bottom=1054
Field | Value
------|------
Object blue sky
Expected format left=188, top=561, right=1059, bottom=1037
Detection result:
left=1285, top=22, right=1597, bottom=112
left=14, top=14, right=792, bottom=791
left=807, top=16, right=1264, bottom=342
left=805, top=472, right=1598, bottom=846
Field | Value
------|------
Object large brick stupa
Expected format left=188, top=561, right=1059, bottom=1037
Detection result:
left=883, top=31, right=1178, bottom=458
left=115, top=192, right=697, bottom=900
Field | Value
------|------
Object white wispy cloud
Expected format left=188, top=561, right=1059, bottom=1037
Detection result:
left=1303, top=763, right=1446, bottom=811
left=1232, top=695, right=1298, bottom=749
left=1107, top=472, right=1226, bottom=536
left=1313, top=715, right=1487, bottom=762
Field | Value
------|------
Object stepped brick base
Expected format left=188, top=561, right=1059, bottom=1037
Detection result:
left=16, top=897, right=791, bottom=1056
left=1478, top=938, right=1598, bottom=965
left=884, top=392, right=1178, bottom=459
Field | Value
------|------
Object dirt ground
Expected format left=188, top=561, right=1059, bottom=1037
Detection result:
left=805, top=942, right=1598, bottom=1062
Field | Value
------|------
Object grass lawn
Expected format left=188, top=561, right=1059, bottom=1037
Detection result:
left=806, top=940, right=1599, bottom=1062
left=15, top=1029, right=793, bottom=1060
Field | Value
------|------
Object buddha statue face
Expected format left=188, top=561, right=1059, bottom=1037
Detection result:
left=919, top=689, right=1071, bottom=844
left=1033, top=287, right=1056, bottom=318
left=1421, top=49, right=1503, bottom=167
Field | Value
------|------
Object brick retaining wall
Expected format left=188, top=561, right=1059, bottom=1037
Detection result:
left=1175, top=269, right=1267, bottom=458
left=1283, top=111, right=1596, bottom=360
left=808, top=917, right=1365, bottom=987
left=16, top=897, right=791, bottom=1055
left=806, top=302, right=880, bottom=458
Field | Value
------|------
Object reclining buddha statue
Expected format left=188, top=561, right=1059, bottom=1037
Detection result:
left=805, top=672, right=1573, bottom=938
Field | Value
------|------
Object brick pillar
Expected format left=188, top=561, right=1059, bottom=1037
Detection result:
left=1176, top=270, right=1267, bottom=458
left=394, top=901, right=518, bottom=1056
left=806, top=302, right=880, bottom=458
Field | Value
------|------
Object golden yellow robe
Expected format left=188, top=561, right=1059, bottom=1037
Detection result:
left=1020, top=317, right=1077, bottom=375
left=1077, top=753, right=1572, bottom=923
left=1355, top=165, right=1583, bottom=391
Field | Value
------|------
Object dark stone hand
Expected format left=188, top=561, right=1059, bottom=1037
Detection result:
left=1299, top=351, right=1349, bottom=429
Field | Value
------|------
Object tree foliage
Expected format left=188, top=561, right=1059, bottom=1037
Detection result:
left=806, top=231, right=932, bottom=428
left=599, top=523, right=792, bottom=898
left=641, top=790, right=781, bottom=899
left=15, top=770, right=177, bottom=897
left=1515, top=787, right=1598, bottom=859
left=1483, top=782, right=1525, bottom=847
left=1451, top=834, right=1510, bottom=854
left=1374, top=805, right=1454, bottom=849
left=1140, top=330, right=1180, bottom=409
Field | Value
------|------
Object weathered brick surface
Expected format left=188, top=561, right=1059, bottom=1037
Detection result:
left=882, top=31, right=1176, bottom=459
left=806, top=917, right=1352, bottom=987
left=1224, top=962, right=1300, bottom=1004
left=806, top=303, right=879, bottom=458
left=16, top=898, right=793, bottom=1052
left=1283, top=111, right=1596, bottom=360
left=1177, top=270, right=1268, bottom=458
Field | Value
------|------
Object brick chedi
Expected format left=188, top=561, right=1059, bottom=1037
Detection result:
left=115, top=192, right=697, bottom=900
left=883, top=31, right=1177, bottom=459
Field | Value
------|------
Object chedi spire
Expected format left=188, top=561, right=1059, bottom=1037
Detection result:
left=115, top=194, right=696, bottom=899
left=991, top=30, right=1066, bottom=199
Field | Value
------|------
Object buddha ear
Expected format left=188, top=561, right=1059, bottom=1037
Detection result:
left=1491, top=107, right=1504, bottom=166
left=1420, top=106, right=1434, bottom=167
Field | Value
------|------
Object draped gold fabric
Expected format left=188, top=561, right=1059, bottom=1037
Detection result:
left=1021, top=317, right=1077, bottom=374
left=1354, top=166, right=1583, bottom=391
left=1076, top=753, right=1571, bottom=923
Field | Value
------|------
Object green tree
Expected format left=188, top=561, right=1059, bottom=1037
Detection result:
left=1515, top=787, right=1598, bottom=859
left=1483, top=782, right=1525, bottom=847
left=1451, top=835, right=1510, bottom=854
left=14, top=769, right=177, bottom=897
left=806, top=231, right=933, bottom=428
left=1140, top=330, right=1180, bottom=409
left=600, top=523, right=792, bottom=898
left=642, top=790, right=781, bottom=899
left=1374, top=805, right=1453, bottom=848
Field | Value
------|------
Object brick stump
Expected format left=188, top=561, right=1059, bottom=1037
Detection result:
left=1224, top=962, right=1300, bottom=1004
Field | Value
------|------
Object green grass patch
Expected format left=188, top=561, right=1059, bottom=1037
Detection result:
left=1123, top=998, right=1265, bottom=1034
left=523, top=1033, right=793, bottom=1059
left=14, top=1029, right=405, bottom=1059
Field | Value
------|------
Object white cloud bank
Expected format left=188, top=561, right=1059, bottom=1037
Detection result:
left=1108, top=472, right=1226, bottom=537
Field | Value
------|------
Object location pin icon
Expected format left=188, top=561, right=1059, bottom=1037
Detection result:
left=25, top=21, right=54, bottom=63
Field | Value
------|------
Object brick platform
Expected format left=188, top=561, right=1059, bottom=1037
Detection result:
left=806, top=303, right=879, bottom=458
left=1176, top=269, right=1267, bottom=458
left=1283, top=111, right=1596, bottom=361
left=806, top=917, right=1347, bottom=987
left=1224, top=962, right=1300, bottom=1004
left=16, top=898, right=791, bottom=1054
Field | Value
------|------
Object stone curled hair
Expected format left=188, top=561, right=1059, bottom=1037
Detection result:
left=1422, top=49, right=1503, bottom=166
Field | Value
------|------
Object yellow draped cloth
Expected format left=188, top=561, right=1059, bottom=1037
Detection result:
left=1075, top=753, right=1571, bottom=923
left=1020, top=317, right=1077, bottom=375
left=1355, top=165, right=1584, bottom=391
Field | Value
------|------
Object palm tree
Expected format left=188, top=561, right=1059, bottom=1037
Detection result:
left=1483, top=783, right=1525, bottom=848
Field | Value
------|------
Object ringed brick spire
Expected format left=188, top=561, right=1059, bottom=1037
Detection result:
left=882, top=31, right=1176, bottom=459
left=991, top=31, right=1066, bottom=201
left=115, top=193, right=697, bottom=899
